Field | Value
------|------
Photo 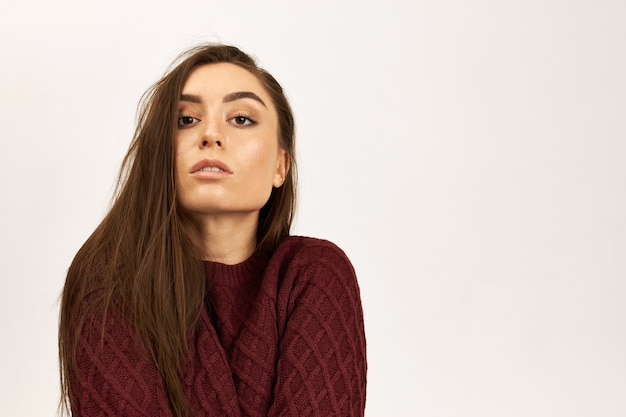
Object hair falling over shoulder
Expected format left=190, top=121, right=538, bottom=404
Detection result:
left=58, top=44, right=297, bottom=417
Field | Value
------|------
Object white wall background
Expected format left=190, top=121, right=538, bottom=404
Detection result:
left=1, top=1, right=625, bottom=416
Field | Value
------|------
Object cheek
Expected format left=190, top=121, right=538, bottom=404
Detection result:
left=173, top=139, right=190, bottom=189
left=247, top=142, right=280, bottom=180
left=173, top=148, right=183, bottom=183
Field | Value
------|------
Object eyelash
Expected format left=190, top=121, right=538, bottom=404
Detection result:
left=178, top=115, right=199, bottom=128
left=229, top=113, right=257, bottom=126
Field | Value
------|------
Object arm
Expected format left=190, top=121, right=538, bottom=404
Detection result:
left=270, top=250, right=367, bottom=416
left=71, top=308, right=172, bottom=417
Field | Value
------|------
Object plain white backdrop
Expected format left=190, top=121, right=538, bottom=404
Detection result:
left=1, top=1, right=625, bottom=416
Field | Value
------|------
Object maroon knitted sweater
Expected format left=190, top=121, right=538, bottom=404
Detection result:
left=72, top=236, right=367, bottom=416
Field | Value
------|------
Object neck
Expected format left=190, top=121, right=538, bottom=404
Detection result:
left=189, top=212, right=259, bottom=265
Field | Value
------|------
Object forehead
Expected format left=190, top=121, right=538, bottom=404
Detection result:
left=183, top=63, right=269, bottom=98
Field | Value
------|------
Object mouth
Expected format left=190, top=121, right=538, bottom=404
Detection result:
left=190, top=159, right=233, bottom=174
left=198, top=166, right=226, bottom=172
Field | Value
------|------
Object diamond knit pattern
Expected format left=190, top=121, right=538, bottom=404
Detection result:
left=72, top=236, right=367, bottom=416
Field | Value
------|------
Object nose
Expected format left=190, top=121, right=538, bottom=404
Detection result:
left=200, top=119, right=225, bottom=149
left=201, top=137, right=222, bottom=148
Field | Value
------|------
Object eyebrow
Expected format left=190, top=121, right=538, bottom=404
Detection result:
left=224, top=91, right=266, bottom=107
left=179, top=91, right=267, bottom=107
left=180, top=93, right=202, bottom=104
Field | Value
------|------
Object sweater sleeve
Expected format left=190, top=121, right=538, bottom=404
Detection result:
left=71, top=307, right=172, bottom=417
left=269, top=245, right=367, bottom=417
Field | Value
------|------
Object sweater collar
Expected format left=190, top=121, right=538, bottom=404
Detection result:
left=204, top=249, right=270, bottom=286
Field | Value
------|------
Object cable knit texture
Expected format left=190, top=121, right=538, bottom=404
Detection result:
left=73, top=236, right=367, bottom=416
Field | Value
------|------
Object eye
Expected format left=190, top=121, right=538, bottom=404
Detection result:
left=178, top=115, right=200, bottom=127
left=229, top=114, right=257, bottom=126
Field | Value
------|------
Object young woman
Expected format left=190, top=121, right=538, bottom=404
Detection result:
left=58, top=44, right=367, bottom=417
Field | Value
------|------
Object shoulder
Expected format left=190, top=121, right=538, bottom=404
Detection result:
left=271, top=235, right=355, bottom=274
left=266, top=237, right=365, bottom=351
left=266, top=236, right=360, bottom=302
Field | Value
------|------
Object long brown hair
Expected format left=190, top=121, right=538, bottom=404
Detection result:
left=58, top=44, right=297, bottom=417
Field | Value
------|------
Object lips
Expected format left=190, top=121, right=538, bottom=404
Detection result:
left=190, top=159, right=233, bottom=174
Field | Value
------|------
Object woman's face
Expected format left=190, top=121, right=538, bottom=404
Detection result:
left=175, top=63, right=287, bottom=221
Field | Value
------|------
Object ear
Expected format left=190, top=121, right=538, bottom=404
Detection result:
left=273, top=149, right=289, bottom=188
